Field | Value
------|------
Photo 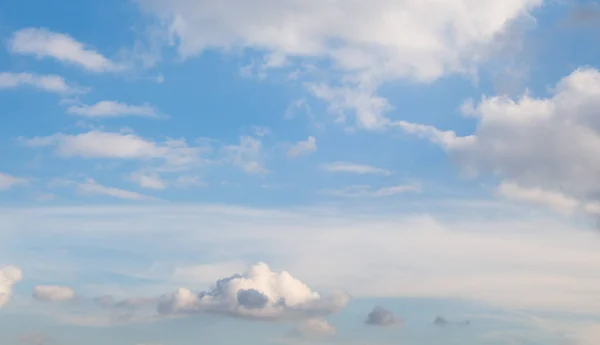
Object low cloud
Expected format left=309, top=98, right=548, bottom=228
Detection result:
left=158, top=262, right=349, bottom=321
left=290, top=319, right=336, bottom=338
left=365, top=306, right=402, bottom=327
left=0, top=266, right=23, bottom=307
left=33, top=285, right=76, bottom=302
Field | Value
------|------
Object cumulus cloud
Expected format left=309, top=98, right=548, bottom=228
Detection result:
left=33, top=285, right=76, bottom=302
left=0, top=72, right=84, bottom=94
left=10, top=28, right=124, bottom=73
left=223, top=136, right=267, bottom=173
left=158, top=262, right=349, bottom=320
left=287, top=136, right=317, bottom=157
left=397, top=67, right=600, bottom=213
left=320, top=162, right=392, bottom=176
left=323, top=184, right=420, bottom=198
left=365, top=306, right=402, bottom=327
left=66, top=101, right=160, bottom=118
left=0, top=266, right=22, bottom=307
left=0, top=172, right=27, bottom=190
left=137, top=0, right=542, bottom=128
left=290, top=319, right=336, bottom=338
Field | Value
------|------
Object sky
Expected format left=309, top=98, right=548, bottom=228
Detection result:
left=2, top=0, right=600, bottom=344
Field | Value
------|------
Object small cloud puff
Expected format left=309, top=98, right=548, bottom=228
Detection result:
left=158, top=262, right=349, bottom=321
left=290, top=319, right=337, bottom=338
left=0, top=266, right=23, bottom=307
left=33, top=285, right=76, bottom=302
left=365, top=306, right=402, bottom=327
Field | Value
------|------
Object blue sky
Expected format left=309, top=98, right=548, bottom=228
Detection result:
left=2, top=0, right=600, bottom=344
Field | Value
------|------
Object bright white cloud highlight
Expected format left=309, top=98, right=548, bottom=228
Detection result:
left=66, top=101, right=159, bottom=118
left=10, top=28, right=124, bottom=73
left=33, top=285, right=76, bottom=302
left=0, top=266, right=22, bottom=307
left=158, top=262, right=349, bottom=320
left=0, top=72, right=84, bottom=94
left=287, top=136, right=317, bottom=157
left=320, top=162, right=392, bottom=176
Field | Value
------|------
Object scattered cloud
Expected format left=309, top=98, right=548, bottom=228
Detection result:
left=433, top=316, right=470, bottom=327
left=0, top=72, right=85, bottom=94
left=0, top=266, right=22, bottom=307
left=66, top=101, right=160, bottom=118
left=74, top=179, right=157, bottom=201
left=0, top=172, right=27, bottom=190
left=158, top=262, right=349, bottom=321
left=23, top=130, right=207, bottom=170
left=223, top=136, right=267, bottom=173
left=130, top=172, right=167, bottom=190
left=33, top=285, right=76, bottom=302
left=252, top=126, right=272, bottom=137
left=287, top=136, right=317, bottom=157
left=365, top=306, right=402, bottom=327
left=320, top=162, right=392, bottom=176
left=9, top=27, right=124, bottom=73
left=323, top=184, right=420, bottom=198
left=290, top=319, right=336, bottom=338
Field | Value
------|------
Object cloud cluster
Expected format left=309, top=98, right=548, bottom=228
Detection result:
left=0, top=266, right=23, bottom=307
left=138, top=0, right=542, bottom=128
left=158, top=262, right=349, bottom=320
left=365, top=306, right=402, bottom=327
left=397, top=67, right=600, bottom=213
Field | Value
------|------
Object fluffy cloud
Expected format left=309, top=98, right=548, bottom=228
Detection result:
left=323, top=184, right=420, bottom=198
left=33, top=285, right=76, bottom=302
left=290, top=319, right=336, bottom=338
left=66, top=101, right=159, bottom=118
left=287, top=136, right=317, bottom=157
left=0, top=266, right=22, bottom=307
left=0, top=72, right=84, bottom=94
left=223, top=136, right=267, bottom=173
left=320, top=162, right=392, bottom=176
left=158, top=262, right=349, bottom=320
left=365, top=306, right=402, bottom=327
left=138, top=0, right=542, bottom=128
left=0, top=173, right=27, bottom=190
left=397, top=67, right=600, bottom=212
left=10, top=28, right=124, bottom=73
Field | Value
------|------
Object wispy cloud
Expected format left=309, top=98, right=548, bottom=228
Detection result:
left=9, top=28, right=124, bottom=73
left=66, top=101, right=161, bottom=118
left=320, top=162, right=392, bottom=175
left=323, top=184, right=420, bottom=198
left=0, top=172, right=27, bottom=190
left=0, top=72, right=86, bottom=94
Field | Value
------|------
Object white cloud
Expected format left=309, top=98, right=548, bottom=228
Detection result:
left=497, top=182, right=579, bottom=214
left=287, top=136, right=317, bottom=157
left=66, top=101, right=160, bottom=118
left=320, top=162, right=392, bottom=176
left=33, top=285, right=76, bottom=302
left=138, top=0, right=542, bottom=128
left=291, top=319, right=336, bottom=338
left=10, top=28, right=124, bottom=73
left=24, top=130, right=206, bottom=170
left=130, top=172, right=167, bottom=190
left=75, top=179, right=156, bottom=201
left=6, top=204, right=600, bottom=315
left=0, top=173, right=27, bottom=190
left=0, top=72, right=84, bottom=94
left=397, top=67, right=600, bottom=212
left=158, top=262, right=349, bottom=320
left=0, top=266, right=22, bottom=307
left=223, top=136, right=267, bottom=173
left=323, top=184, right=421, bottom=198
